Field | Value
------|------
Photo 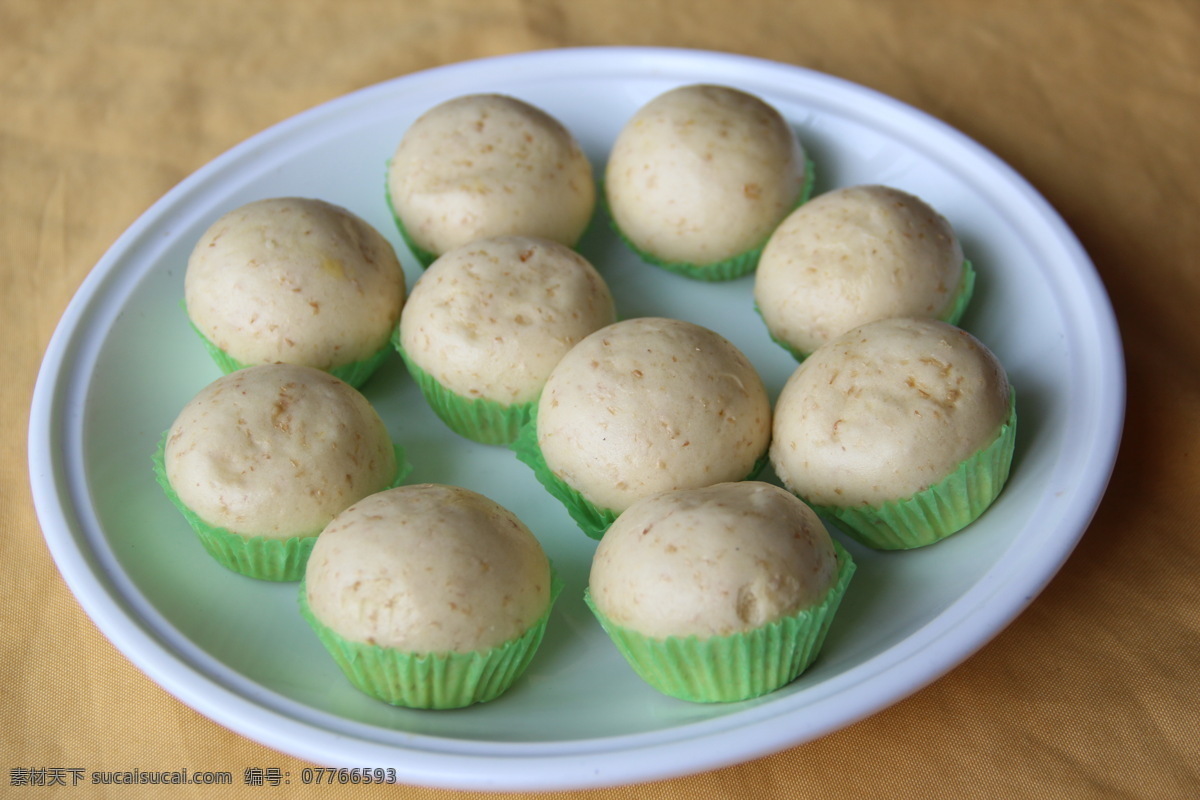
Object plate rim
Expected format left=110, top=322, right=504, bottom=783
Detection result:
left=27, top=45, right=1126, bottom=791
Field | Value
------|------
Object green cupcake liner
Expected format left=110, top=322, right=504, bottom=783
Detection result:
left=941, top=258, right=976, bottom=328
left=152, top=434, right=411, bottom=581
left=605, top=157, right=816, bottom=282
left=298, top=570, right=562, bottom=709
left=383, top=162, right=601, bottom=270
left=807, top=387, right=1017, bottom=550
left=761, top=323, right=809, bottom=362
left=585, top=539, right=855, bottom=703
left=392, top=334, right=532, bottom=446
left=758, top=259, right=977, bottom=363
left=383, top=174, right=440, bottom=268
left=185, top=308, right=395, bottom=389
left=509, top=412, right=618, bottom=539
left=509, top=405, right=769, bottom=540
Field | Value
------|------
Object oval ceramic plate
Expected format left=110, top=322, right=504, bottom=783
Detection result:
left=28, top=48, right=1123, bottom=791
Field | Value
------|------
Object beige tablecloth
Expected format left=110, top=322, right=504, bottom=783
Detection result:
left=5, top=1, right=1198, bottom=797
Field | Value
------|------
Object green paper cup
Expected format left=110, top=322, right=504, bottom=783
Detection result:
left=510, top=406, right=770, bottom=540
left=298, top=572, right=562, bottom=709
left=186, top=312, right=395, bottom=389
left=509, top=411, right=619, bottom=539
left=383, top=174, right=440, bottom=269
left=606, top=157, right=816, bottom=282
left=152, top=436, right=411, bottom=581
left=759, top=259, right=977, bottom=363
left=809, top=387, right=1017, bottom=550
left=393, top=337, right=532, bottom=446
left=586, top=539, right=855, bottom=703
left=941, top=259, right=977, bottom=328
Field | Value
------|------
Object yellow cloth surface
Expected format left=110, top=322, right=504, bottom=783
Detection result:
left=4, top=1, right=1198, bottom=797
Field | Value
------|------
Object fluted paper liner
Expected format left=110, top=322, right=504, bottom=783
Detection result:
left=585, top=539, right=855, bottom=703
left=298, top=571, right=562, bottom=709
left=393, top=335, right=531, bottom=446
left=383, top=176, right=440, bottom=268
left=808, top=387, right=1017, bottom=550
left=153, top=436, right=411, bottom=581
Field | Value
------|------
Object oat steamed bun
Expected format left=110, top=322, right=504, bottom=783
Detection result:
left=396, top=235, right=616, bottom=444
left=586, top=481, right=855, bottom=702
left=604, top=83, right=810, bottom=280
left=157, top=364, right=403, bottom=580
left=301, top=483, right=556, bottom=708
left=755, top=184, right=974, bottom=359
left=184, top=197, right=407, bottom=387
left=770, top=317, right=1016, bottom=549
left=386, top=94, right=596, bottom=265
left=515, top=316, right=772, bottom=538
left=590, top=482, right=840, bottom=639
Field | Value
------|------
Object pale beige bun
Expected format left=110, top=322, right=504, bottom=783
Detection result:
left=755, top=185, right=965, bottom=356
left=164, top=364, right=397, bottom=538
left=770, top=317, right=1010, bottom=507
left=589, top=481, right=838, bottom=639
left=387, top=93, right=595, bottom=258
left=537, top=317, right=772, bottom=513
left=304, top=484, right=552, bottom=654
left=604, top=83, right=807, bottom=264
left=399, top=236, right=615, bottom=404
left=185, top=197, right=406, bottom=370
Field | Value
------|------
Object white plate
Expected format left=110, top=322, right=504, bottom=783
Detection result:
left=28, top=47, right=1124, bottom=791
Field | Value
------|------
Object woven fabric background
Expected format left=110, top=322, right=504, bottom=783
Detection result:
left=4, top=0, right=1198, bottom=797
